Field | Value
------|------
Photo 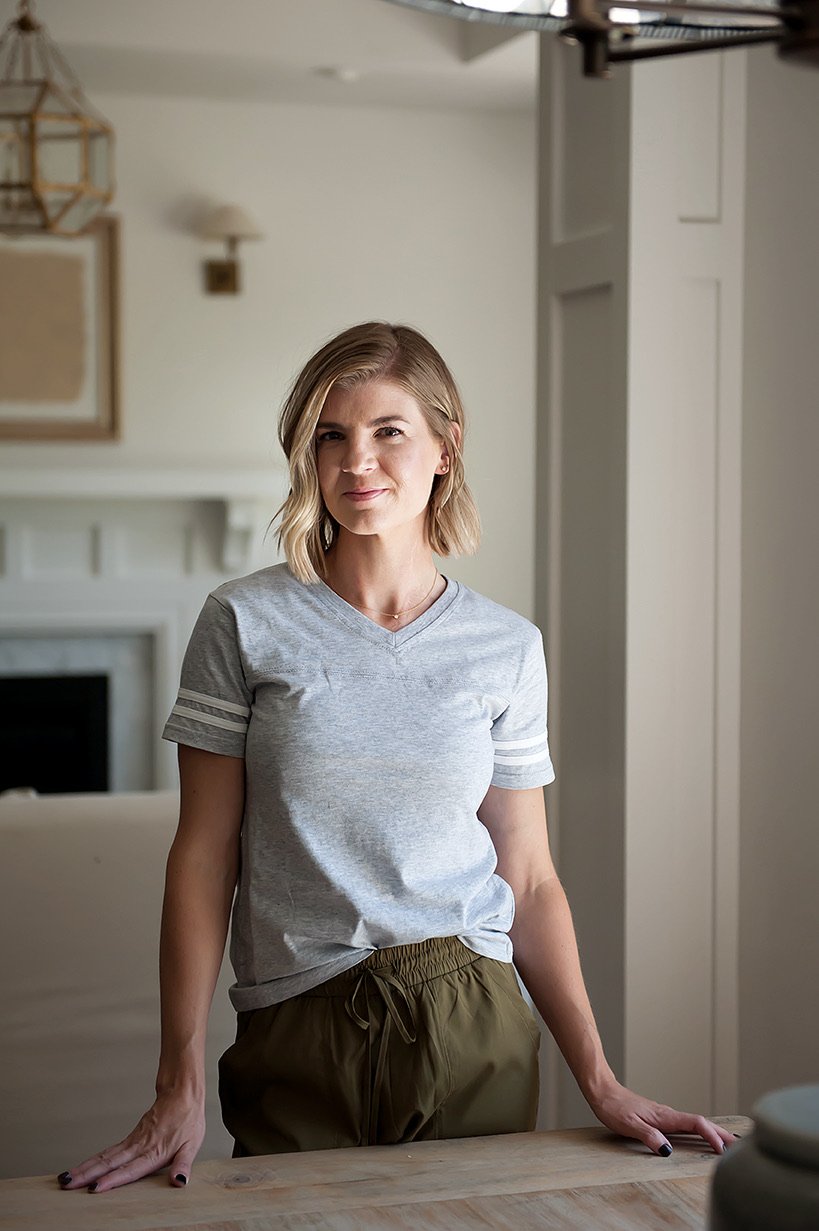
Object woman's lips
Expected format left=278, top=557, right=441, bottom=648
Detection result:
left=344, top=489, right=387, bottom=502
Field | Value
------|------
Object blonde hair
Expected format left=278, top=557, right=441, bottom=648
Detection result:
left=270, top=322, right=481, bottom=584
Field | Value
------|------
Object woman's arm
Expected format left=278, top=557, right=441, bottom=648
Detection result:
left=477, top=784, right=735, bottom=1157
left=61, top=745, right=245, bottom=1193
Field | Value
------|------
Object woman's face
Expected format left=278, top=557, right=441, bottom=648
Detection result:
left=314, top=379, right=456, bottom=546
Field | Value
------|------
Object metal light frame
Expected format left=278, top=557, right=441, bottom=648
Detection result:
left=383, top=0, right=819, bottom=77
left=0, top=0, right=115, bottom=235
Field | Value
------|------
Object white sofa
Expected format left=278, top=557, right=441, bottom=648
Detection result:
left=0, top=790, right=236, bottom=1180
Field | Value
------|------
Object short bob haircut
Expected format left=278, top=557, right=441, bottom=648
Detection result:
left=270, top=322, right=481, bottom=584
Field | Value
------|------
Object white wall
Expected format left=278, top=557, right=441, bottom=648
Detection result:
left=739, top=48, right=819, bottom=1112
left=0, top=92, right=538, bottom=617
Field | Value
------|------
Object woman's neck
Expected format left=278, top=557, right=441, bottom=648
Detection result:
left=322, top=535, right=443, bottom=625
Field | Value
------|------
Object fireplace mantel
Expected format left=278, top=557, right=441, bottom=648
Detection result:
left=0, top=464, right=287, bottom=572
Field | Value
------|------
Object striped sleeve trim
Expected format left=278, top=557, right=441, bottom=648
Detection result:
left=493, top=748, right=552, bottom=767
left=169, top=704, right=248, bottom=734
left=492, top=728, right=550, bottom=768
left=177, top=687, right=250, bottom=717
left=492, top=730, right=549, bottom=751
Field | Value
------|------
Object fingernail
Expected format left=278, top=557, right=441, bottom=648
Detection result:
left=57, top=1171, right=72, bottom=1185
left=658, top=1143, right=673, bottom=1157
left=88, top=1182, right=99, bottom=1192
left=175, top=1174, right=187, bottom=1185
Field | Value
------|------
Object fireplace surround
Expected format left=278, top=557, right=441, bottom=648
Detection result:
left=0, top=476, right=282, bottom=792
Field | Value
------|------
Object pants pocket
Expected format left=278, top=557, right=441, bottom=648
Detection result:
left=484, top=958, right=542, bottom=1049
left=434, top=957, right=540, bottom=1140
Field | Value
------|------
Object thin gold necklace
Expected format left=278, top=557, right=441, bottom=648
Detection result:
left=328, top=569, right=441, bottom=621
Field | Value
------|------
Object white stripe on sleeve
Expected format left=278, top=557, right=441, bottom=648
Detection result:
left=491, top=729, right=549, bottom=751
left=170, top=704, right=249, bottom=734
left=177, top=687, right=250, bottom=717
left=493, top=749, right=553, bottom=767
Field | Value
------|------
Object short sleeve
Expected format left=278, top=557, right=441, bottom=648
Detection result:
left=161, top=594, right=252, bottom=758
left=490, top=627, right=556, bottom=790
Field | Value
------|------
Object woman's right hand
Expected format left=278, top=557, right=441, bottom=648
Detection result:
left=57, top=1089, right=206, bottom=1192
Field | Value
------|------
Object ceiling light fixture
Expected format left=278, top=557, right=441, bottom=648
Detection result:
left=383, top=0, right=818, bottom=78
left=314, top=66, right=363, bottom=83
left=0, top=0, right=115, bottom=235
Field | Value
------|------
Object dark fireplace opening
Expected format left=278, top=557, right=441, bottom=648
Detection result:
left=1, top=674, right=109, bottom=794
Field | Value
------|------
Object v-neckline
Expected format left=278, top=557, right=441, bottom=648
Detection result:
left=311, top=572, right=460, bottom=651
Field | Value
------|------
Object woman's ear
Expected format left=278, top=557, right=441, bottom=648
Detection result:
left=440, top=422, right=462, bottom=464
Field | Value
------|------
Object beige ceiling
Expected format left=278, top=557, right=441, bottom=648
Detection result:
left=29, top=0, right=537, bottom=112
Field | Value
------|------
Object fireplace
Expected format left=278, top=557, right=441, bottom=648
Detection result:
left=0, top=487, right=280, bottom=794
left=0, top=631, right=155, bottom=794
left=1, top=674, right=109, bottom=794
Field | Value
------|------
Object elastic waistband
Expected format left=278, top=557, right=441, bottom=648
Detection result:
left=305, top=936, right=479, bottom=997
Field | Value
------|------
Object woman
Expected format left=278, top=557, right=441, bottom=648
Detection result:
left=59, top=322, right=735, bottom=1193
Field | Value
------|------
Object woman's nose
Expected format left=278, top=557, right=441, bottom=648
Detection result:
left=340, top=436, right=377, bottom=471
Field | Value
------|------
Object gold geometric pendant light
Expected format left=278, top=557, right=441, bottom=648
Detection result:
left=0, top=0, right=114, bottom=236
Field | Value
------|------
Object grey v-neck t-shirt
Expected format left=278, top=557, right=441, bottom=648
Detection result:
left=162, top=562, right=555, bottom=1011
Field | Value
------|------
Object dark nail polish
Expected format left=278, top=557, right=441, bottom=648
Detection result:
left=57, top=1171, right=72, bottom=1185
left=175, top=1174, right=187, bottom=1185
left=658, top=1143, right=673, bottom=1157
left=88, top=1182, right=99, bottom=1192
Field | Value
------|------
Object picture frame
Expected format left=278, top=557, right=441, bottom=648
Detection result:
left=0, top=214, right=120, bottom=441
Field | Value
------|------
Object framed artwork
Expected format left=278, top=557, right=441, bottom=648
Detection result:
left=0, top=214, right=120, bottom=441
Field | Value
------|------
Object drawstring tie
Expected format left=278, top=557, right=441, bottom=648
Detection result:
left=345, top=964, right=418, bottom=1145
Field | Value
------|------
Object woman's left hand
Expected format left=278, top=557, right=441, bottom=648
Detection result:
left=587, top=1079, right=737, bottom=1156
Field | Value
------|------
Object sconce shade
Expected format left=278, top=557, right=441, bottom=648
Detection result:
left=0, top=1, right=115, bottom=235
left=201, top=204, right=264, bottom=242
left=200, top=204, right=263, bottom=295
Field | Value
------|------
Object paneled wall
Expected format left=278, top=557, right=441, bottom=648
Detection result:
left=535, top=38, right=630, bottom=1130
left=625, top=52, right=745, bottom=1119
left=535, top=41, right=745, bottom=1126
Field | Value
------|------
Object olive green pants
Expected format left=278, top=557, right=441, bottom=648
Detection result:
left=218, top=936, right=541, bottom=1156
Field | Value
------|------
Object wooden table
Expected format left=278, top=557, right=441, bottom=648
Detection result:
left=0, top=1117, right=750, bottom=1231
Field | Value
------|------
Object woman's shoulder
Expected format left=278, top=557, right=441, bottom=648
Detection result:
left=456, top=580, right=542, bottom=644
left=207, top=562, right=301, bottom=611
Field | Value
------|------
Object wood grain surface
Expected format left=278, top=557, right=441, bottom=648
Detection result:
left=0, top=1117, right=750, bottom=1231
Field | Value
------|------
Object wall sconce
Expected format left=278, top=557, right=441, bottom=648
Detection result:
left=200, top=204, right=263, bottom=294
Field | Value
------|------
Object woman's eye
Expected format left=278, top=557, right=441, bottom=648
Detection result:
left=315, top=427, right=402, bottom=442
